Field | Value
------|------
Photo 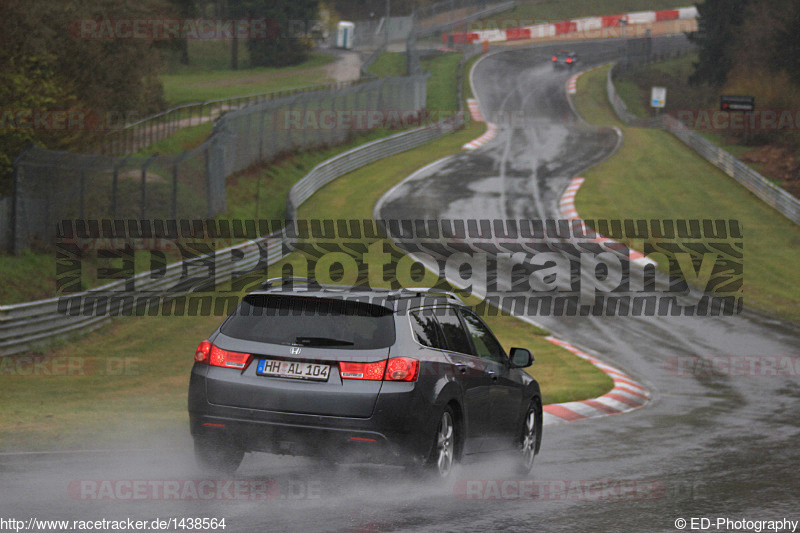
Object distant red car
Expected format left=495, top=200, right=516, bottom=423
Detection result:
left=552, top=50, right=577, bottom=68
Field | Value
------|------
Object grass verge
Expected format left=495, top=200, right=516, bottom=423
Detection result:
left=160, top=53, right=336, bottom=106
left=366, top=52, right=407, bottom=78
left=573, top=64, right=800, bottom=322
left=0, top=53, right=613, bottom=451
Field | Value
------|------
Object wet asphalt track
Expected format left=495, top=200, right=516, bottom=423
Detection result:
left=2, top=37, right=799, bottom=532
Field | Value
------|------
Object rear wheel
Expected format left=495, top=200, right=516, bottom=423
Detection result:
left=194, top=436, right=244, bottom=474
left=518, top=400, right=540, bottom=475
left=426, top=407, right=456, bottom=479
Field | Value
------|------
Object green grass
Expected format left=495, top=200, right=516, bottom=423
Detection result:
left=0, top=51, right=614, bottom=451
left=367, top=52, right=407, bottom=78
left=0, top=120, right=612, bottom=450
left=422, top=53, right=462, bottom=113
left=614, top=77, right=650, bottom=118
left=611, top=54, right=715, bottom=120
left=612, top=53, right=800, bottom=190
left=0, top=314, right=218, bottom=451
left=223, top=130, right=398, bottom=222
left=164, top=40, right=252, bottom=73
left=135, top=122, right=213, bottom=156
left=0, top=250, right=55, bottom=304
left=573, top=64, right=800, bottom=322
left=160, top=53, right=336, bottom=105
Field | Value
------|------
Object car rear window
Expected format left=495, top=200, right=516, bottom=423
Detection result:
left=409, top=310, right=445, bottom=349
left=221, top=294, right=396, bottom=349
left=436, top=311, right=473, bottom=355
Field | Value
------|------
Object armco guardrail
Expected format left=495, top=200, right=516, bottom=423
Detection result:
left=416, top=1, right=516, bottom=39
left=606, top=64, right=800, bottom=226
left=606, top=66, right=662, bottom=128
left=287, top=115, right=462, bottom=220
left=663, top=115, right=800, bottom=224
left=0, top=115, right=463, bottom=356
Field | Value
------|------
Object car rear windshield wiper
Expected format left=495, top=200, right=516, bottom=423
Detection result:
left=294, top=336, right=355, bottom=347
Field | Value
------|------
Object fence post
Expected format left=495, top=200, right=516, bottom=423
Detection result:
left=111, top=156, right=130, bottom=220
left=172, top=152, right=190, bottom=220
left=10, top=144, right=33, bottom=254
left=78, top=155, right=99, bottom=220
left=140, top=154, right=159, bottom=220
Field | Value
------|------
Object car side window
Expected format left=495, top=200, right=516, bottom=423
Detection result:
left=459, top=310, right=507, bottom=364
left=409, top=310, right=445, bottom=349
left=435, top=309, right=473, bottom=355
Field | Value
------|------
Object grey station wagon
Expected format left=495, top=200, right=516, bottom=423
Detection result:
left=188, top=278, right=542, bottom=478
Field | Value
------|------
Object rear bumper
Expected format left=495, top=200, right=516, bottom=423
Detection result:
left=189, top=412, right=424, bottom=464
left=188, top=369, right=438, bottom=465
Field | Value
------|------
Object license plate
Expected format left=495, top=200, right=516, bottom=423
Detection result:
left=257, top=359, right=330, bottom=381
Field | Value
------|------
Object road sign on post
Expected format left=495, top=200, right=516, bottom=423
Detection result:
left=651, top=86, right=667, bottom=108
left=720, top=95, right=755, bottom=143
left=720, top=95, right=755, bottom=112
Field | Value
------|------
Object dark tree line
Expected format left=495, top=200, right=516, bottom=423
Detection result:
left=690, top=0, right=800, bottom=88
left=0, top=0, right=168, bottom=193
left=0, top=0, right=323, bottom=194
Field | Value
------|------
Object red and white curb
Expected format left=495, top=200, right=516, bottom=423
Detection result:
left=444, top=6, right=697, bottom=44
left=567, top=74, right=578, bottom=95
left=543, top=337, right=650, bottom=425
left=558, top=176, right=584, bottom=219
left=559, top=177, right=656, bottom=266
left=463, top=98, right=498, bottom=150
left=466, top=98, right=484, bottom=121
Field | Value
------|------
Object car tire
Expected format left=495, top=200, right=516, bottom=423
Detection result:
left=517, top=399, right=540, bottom=475
left=194, top=436, right=244, bottom=474
left=424, top=406, right=458, bottom=479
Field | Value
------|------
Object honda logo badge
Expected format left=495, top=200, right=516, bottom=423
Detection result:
left=290, top=347, right=302, bottom=355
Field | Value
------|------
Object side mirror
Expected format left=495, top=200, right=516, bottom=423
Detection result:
left=509, top=347, right=534, bottom=368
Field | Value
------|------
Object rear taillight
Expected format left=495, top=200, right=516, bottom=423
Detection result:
left=385, top=357, right=419, bottom=381
left=195, top=340, right=211, bottom=363
left=339, top=358, right=419, bottom=382
left=340, top=360, right=387, bottom=380
left=552, top=56, right=557, bottom=61
left=194, top=340, right=252, bottom=369
left=566, top=57, right=573, bottom=63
